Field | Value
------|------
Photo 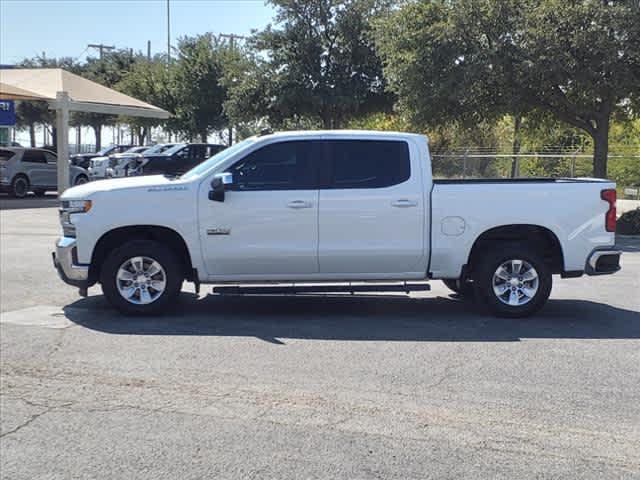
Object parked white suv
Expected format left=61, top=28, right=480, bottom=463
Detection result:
left=1, top=147, right=89, bottom=197
left=53, top=130, right=621, bottom=317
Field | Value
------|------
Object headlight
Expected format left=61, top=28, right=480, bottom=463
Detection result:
left=61, top=200, right=92, bottom=213
left=59, top=200, right=92, bottom=237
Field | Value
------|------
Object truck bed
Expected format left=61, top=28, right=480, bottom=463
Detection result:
left=433, top=177, right=610, bottom=185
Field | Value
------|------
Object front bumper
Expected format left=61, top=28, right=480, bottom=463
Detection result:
left=52, top=237, right=90, bottom=289
left=585, top=248, right=621, bottom=276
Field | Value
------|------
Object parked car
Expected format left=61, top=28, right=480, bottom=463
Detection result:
left=53, top=130, right=621, bottom=317
left=88, top=146, right=150, bottom=180
left=0, top=147, right=89, bottom=197
left=138, top=143, right=226, bottom=176
left=106, top=143, right=177, bottom=178
left=71, top=144, right=135, bottom=170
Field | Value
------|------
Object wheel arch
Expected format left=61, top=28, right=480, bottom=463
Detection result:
left=90, top=225, right=194, bottom=284
left=466, top=224, right=565, bottom=276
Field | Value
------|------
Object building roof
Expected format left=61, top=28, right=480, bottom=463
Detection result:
left=0, top=68, right=169, bottom=119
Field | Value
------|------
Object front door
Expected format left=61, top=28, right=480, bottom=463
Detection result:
left=199, top=140, right=321, bottom=278
left=318, top=139, right=425, bottom=275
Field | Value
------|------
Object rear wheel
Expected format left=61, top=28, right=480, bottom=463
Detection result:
left=100, top=240, right=183, bottom=315
left=473, top=244, right=552, bottom=318
left=10, top=176, right=29, bottom=198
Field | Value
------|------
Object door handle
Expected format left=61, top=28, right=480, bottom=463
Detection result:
left=392, top=199, right=418, bottom=208
left=287, top=200, right=313, bottom=209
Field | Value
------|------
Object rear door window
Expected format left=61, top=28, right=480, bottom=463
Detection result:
left=0, top=149, right=15, bottom=161
left=22, top=150, right=48, bottom=164
left=324, top=140, right=410, bottom=189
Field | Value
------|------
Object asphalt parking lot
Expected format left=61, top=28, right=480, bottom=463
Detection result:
left=1, top=196, right=639, bottom=479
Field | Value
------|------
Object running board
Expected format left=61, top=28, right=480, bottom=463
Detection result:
left=212, top=282, right=430, bottom=295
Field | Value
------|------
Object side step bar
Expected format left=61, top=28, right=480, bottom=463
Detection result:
left=212, top=282, right=430, bottom=295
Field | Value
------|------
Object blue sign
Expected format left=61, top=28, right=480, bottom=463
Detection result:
left=0, top=100, right=16, bottom=126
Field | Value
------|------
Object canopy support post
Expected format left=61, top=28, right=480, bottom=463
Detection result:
left=54, top=91, right=70, bottom=194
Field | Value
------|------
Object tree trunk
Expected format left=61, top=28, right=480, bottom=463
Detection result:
left=29, top=124, right=36, bottom=147
left=92, top=125, right=102, bottom=151
left=592, top=117, right=609, bottom=179
left=200, top=132, right=208, bottom=143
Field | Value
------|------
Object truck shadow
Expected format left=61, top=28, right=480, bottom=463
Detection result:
left=63, top=293, right=640, bottom=343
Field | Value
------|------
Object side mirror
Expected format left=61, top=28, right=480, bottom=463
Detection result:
left=209, top=172, right=233, bottom=202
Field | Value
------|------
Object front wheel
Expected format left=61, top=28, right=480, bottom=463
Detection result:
left=74, top=175, right=89, bottom=186
left=100, top=240, right=183, bottom=315
left=473, top=244, right=552, bottom=318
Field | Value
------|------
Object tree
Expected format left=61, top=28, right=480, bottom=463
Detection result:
left=375, top=0, right=640, bottom=177
left=226, top=0, right=393, bottom=129
left=117, top=54, right=177, bottom=144
left=172, top=34, right=228, bottom=142
left=71, top=50, right=138, bottom=149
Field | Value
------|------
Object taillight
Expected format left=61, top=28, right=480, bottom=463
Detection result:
left=601, top=189, right=616, bottom=232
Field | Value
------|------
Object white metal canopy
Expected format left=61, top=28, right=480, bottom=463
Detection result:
left=0, top=68, right=170, bottom=192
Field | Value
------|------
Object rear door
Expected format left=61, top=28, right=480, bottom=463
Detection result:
left=200, top=140, right=321, bottom=277
left=43, top=151, right=58, bottom=187
left=318, top=139, right=425, bottom=275
left=21, top=149, right=50, bottom=187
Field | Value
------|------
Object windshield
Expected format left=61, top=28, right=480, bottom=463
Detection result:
left=124, top=146, right=148, bottom=154
left=181, top=138, right=256, bottom=180
left=160, top=143, right=187, bottom=156
left=143, top=143, right=175, bottom=156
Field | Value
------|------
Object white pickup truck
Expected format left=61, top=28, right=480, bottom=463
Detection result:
left=53, top=130, right=621, bottom=317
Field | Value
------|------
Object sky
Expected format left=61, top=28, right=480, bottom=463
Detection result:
left=0, top=0, right=276, bottom=65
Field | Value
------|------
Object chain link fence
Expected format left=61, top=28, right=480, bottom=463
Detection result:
left=431, top=151, right=640, bottom=199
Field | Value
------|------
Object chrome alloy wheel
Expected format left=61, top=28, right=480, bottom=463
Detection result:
left=116, top=256, right=167, bottom=305
left=492, top=259, right=539, bottom=306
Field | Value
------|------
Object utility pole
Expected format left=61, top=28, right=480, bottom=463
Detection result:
left=218, top=33, right=246, bottom=50
left=87, top=43, right=115, bottom=60
left=218, top=34, right=247, bottom=145
left=147, top=40, right=151, bottom=61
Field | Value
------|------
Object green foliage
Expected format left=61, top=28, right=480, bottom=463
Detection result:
left=225, top=0, right=393, bottom=129
left=171, top=34, right=228, bottom=141
left=117, top=54, right=176, bottom=140
left=374, top=0, right=640, bottom=176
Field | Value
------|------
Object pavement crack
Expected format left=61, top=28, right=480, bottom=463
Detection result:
left=0, top=401, right=74, bottom=439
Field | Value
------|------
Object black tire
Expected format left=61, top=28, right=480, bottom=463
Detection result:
left=473, top=243, right=552, bottom=318
left=100, top=240, right=184, bottom=315
left=74, top=174, right=89, bottom=186
left=10, top=175, right=29, bottom=198
left=442, top=278, right=474, bottom=297
left=33, top=189, right=47, bottom=197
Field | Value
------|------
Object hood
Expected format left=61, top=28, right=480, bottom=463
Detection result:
left=61, top=175, right=182, bottom=200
